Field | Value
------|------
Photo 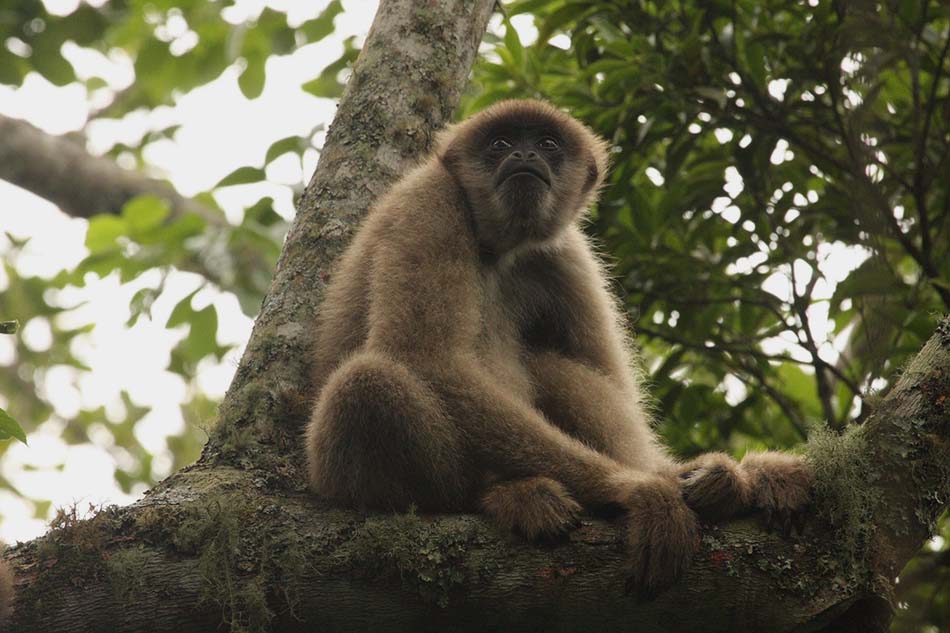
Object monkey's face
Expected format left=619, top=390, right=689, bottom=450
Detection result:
left=487, top=128, right=559, bottom=222
left=440, top=100, right=609, bottom=256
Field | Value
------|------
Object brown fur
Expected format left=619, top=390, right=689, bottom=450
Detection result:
left=305, top=99, right=811, bottom=594
left=481, top=476, right=581, bottom=541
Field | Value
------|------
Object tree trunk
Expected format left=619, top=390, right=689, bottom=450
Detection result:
left=3, top=2, right=948, bottom=632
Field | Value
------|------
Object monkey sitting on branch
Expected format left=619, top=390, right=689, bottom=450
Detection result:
left=304, top=99, right=811, bottom=595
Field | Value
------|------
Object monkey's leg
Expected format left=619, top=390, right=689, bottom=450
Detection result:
left=306, top=352, right=471, bottom=511
left=481, top=476, right=582, bottom=542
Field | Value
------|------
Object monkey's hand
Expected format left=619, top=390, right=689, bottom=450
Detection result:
left=740, top=452, right=812, bottom=536
left=610, top=473, right=700, bottom=599
left=677, top=452, right=750, bottom=523
left=481, top=477, right=582, bottom=543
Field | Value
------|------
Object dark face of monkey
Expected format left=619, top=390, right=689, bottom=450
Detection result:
left=439, top=100, right=608, bottom=257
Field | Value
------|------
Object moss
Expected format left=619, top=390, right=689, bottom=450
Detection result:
left=106, top=546, right=153, bottom=603
left=36, top=504, right=120, bottom=574
left=171, top=494, right=275, bottom=633
left=348, top=512, right=487, bottom=608
left=805, top=426, right=879, bottom=559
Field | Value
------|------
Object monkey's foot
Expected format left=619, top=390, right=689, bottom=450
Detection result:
left=678, top=452, right=750, bottom=523
left=621, top=477, right=700, bottom=599
left=481, top=476, right=582, bottom=542
left=740, top=452, right=812, bottom=536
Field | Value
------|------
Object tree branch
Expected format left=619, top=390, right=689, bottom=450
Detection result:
left=0, top=113, right=254, bottom=291
left=0, top=113, right=216, bottom=223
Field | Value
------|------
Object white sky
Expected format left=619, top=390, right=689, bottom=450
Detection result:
left=0, top=1, right=871, bottom=544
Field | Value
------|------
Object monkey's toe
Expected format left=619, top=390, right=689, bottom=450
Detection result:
left=481, top=477, right=582, bottom=542
left=740, top=453, right=812, bottom=536
left=678, top=452, right=750, bottom=523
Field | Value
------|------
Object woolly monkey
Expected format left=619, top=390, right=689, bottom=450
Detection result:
left=305, top=99, right=811, bottom=594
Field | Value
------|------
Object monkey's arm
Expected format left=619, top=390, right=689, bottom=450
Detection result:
left=521, top=229, right=670, bottom=470
left=362, top=194, right=482, bottom=363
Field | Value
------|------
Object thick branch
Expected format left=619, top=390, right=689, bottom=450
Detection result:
left=0, top=113, right=213, bottom=222
left=0, top=113, right=250, bottom=290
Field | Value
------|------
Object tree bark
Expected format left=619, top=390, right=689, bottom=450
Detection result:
left=3, top=1, right=948, bottom=632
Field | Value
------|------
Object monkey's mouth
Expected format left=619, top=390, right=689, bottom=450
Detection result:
left=498, top=165, right=551, bottom=187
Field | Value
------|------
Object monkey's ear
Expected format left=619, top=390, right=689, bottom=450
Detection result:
left=582, top=135, right=611, bottom=194
left=583, top=156, right=600, bottom=194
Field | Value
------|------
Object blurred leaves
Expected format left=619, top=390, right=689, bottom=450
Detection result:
left=301, top=35, right=359, bottom=99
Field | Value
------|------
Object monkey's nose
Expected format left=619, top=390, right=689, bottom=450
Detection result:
left=511, top=150, right=524, bottom=159
left=525, top=151, right=538, bottom=160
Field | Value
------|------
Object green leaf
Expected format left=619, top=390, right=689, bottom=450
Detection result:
left=508, top=0, right=561, bottom=17
left=0, top=49, right=25, bottom=85
left=127, top=287, right=159, bottom=327
left=302, top=36, right=358, bottom=99
left=265, top=136, right=304, bottom=164
left=299, top=0, right=343, bottom=43
left=0, top=320, right=18, bottom=334
left=503, top=18, right=525, bottom=69
left=31, top=36, right=74, bottom=86
left=238, top=55, right=266, bottom=99
left=183, top=304, right=221, bottom=361
left=85, top=215, right=128, bottom=254
left=215, top=166, right=266, bottom=188
left=167, top=289, right=200, bottom=328
left=0, top=407, right=27, bottom=444
left=122, top=195, right=171, bottom=237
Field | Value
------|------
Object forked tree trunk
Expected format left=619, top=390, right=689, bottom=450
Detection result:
left=3, top=2, right=948, bottom=632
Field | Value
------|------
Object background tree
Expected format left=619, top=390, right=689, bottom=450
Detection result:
left=0, top=0, right=947, bottom=631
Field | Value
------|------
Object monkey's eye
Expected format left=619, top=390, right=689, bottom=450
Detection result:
left=537, top=137, right=560, bottom=151
left=489, top=138, right=512, bottom=151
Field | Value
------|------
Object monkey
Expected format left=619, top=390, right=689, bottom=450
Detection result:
left=304, top=99, right=812, bottom=595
